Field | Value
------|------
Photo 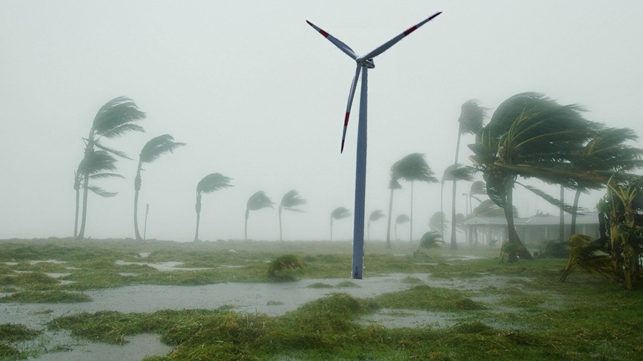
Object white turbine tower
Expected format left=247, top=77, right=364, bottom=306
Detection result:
left=307, top=12, right=442, bottom=279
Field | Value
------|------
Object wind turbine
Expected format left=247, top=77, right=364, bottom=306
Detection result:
left=307, top=12, right=442, bottom=279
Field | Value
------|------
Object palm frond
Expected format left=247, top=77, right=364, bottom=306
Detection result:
left=429, top=211, right=447, bottom=233
left=247, top=191, right=274, bottom=211
left=99, top=123, right=145, bottom=140
left=79, top=150, right=120, bottom=175
left=516, top=182, right=579, bottom=215
left=469, top=180, right=486, bottom=196
left=89, top=172, right=124, bottom=180
left=197, top=173, right=233, bottom=194
left=389, top=178, right=403, bottom=190
left=331, top=207, right=351, bottom=220
left=280, top=190, right=307, bottom=211
left=458, top=99, right=487, bottom=135
left=391, top=153, right=438, bottom=183
left=94, top=142, right=131, bottom=160
left=87, top=185, right=117, bottom=198
left=92, top=96, right=146, bottom=138
left=419, top=231, right=445, bottom=249
left=140, top=134, right=186, bottom=163
left=395, top=214, right=410, bottom=225
left=369, top=210, right=385, bottom=222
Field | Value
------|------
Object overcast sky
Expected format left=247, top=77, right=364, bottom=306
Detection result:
left=1, top=1, right=642, bottom=242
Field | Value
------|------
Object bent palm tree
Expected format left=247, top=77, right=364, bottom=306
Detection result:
left=330, top=207, right=351, bottom=241
left=441, top=163, right=475, bottom=243
left=385, top=176, right=403, bottom=249
left=395, top=214, right=410, bottom=241
left=391, top=153, right=438, bottom=242
left=73, top=151, right=123, bottom=237
left=245, top=191, right=274, bottom=240
left=368, top=210, right=385, bottom=241
left=134, top=134, right=185, bottom=240
left=194, top=173, right=232, bottom=241
left=279, top=190, right=307, bottom=241
left=429, top=211, right=447, bottom=235
left=469, top=92, right=599, bottom=259
left=451, top=100, right=486, bottom=249
left=414, top=231, right=445, bottom=258
left=77, top=97, right=146, bottom=239
left=469, top=180, right=487, bottom=212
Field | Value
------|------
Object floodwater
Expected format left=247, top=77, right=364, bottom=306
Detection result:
left=1, top=270, right=528, bottom=360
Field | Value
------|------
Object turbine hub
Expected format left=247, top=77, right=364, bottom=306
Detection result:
left=357, top=57, right=375, bottom=69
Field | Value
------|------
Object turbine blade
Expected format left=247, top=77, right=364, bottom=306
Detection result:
left=361, top=12, right=442, bottom=60
left=341, top=65, right=362, bottom=153
left=306, top=20, right=358, bottom=60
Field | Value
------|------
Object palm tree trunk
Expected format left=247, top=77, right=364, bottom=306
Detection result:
left=194, top=193, right=201, bottom=241
left=385, top=188, right=395, bottom=249
left=77, top=137, right=94, bottom=240
left=74, top=185, right=80, bottom=238
left=134, top=163, right=143, bottom=241
left=279, top=207, right=283, bottom=241
left=504, top=179, right=532, bottom=260
left=559, top=185, right=565, bottom=242
left=410, top=181, right=414, bottom=242
left=244, top=209, right=249, bottom=241
left=450, top=132, right=462, bottom=250
left=440, top=182, right=444, bottom=237
left=570, top=188, right=582, bottom=235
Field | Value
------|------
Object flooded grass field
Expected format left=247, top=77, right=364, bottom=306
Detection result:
left=0, top=238, right=641, bottom=360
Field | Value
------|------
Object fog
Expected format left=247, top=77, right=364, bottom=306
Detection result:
left=1, top=1, right=641, bottom=242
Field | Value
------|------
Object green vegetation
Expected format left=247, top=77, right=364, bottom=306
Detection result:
left=0, top=324, right=41, bottom=360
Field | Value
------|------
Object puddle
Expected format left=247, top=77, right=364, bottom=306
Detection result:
left=115, top=260, right=210, bottom=272
left=138, top=252, right=150, bottom=258
left=29, top=260, right=67, bottom=265
left=4, top=262, right=19, bottom=266
left=44, top=273, right=71, bottom=279
left=359, top=309, right=459, bottom=329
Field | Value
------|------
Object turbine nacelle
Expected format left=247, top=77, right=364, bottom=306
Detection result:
left=357, top=58, right=375, bottom=69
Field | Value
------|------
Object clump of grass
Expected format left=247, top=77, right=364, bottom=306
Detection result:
left=307, top=282, right=333, bottom=288
left=267, top=254, right=305, bottom=281
left=335, top=281, right=360, bottom=288
left=0, top=290, right=91, bottom=303
left=401, top=276, right=423, bottom=284
left=0, top=324, right=41, bottom=342
left=266, top=300, right=284, bottom=306
left=373, top=285, right=485, bottom=312
left=0, top=272, right=58, bottom=289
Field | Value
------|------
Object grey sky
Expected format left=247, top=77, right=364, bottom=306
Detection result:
left=1, top=1, right=641, bottom=241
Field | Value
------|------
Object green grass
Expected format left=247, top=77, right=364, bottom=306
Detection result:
left=0, top=323, right=42, bottom=360
left=2, top=238, right=643, bottom=360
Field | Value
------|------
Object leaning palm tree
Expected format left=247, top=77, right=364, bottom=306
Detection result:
left=279, top=190, right=307, bottom=241
left=330, top=207, right=351, bottom=241
left=391, top=153, right=438, bottom=242
left=73, top=150, right=123, bottom=237
left=134, top=134, right=185, bottom=240
left=468, top=180, right=487, bottom=212
left=77, top=97, right=146, bottom=239
left=451, top=100, right=486, bottom=249
left=429, top=211, right=447, bottom=235
left=245, top=191, right=274, bottom=240
left=441, top=163, right=475, bottom=243
left=469, top=92, right=600, bottom=259
left=568, top=127, right=643, bottom=234
left=395, top=214, right=410, bottom=241
left=414, top=231, right=445, bottom=258
left=194, top=173, right=232, bottom=241
left=368, top=210, right=385, bottom=241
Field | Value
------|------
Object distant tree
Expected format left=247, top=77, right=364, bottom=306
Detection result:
left=279, top=190, right=307, bottom=241
left=414, top=231, right=445, bottom=258
left=429, top=211, right=447, bottom=235
left=245, top=191, right=274, bottom=240
left=395, top=214, right=410, bottom=241
left=385, top=176, right=403, bottom=249
left=468, top=180, right=487, bottom=212
left=134, top=134, right=185, bottom=240
left=390, top=153, right=438, bottom=242
left=367, top=210, right=385, bottom=241
left=77, top=97, right=146, bottom=239
left=330, top=207, right=351, bottom=241
left=73, top=151, right=123, bottom=238
left=194, top=173, right=232, bottom=241
left=441, top=163, right=474, bottom=242
left=451, top=100, right=486, bottom=249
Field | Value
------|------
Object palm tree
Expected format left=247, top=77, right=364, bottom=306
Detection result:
left=245, top=191, right=274, bottom=240
left=385, top=176, right=402, bottom=249
left=395, top=214, right=410, bottom=240
left=278, top=190, right=307, bottom=241
left=569, top=128, right=643, bottom=234
left=77, top=97, right=146, bottom=239
left=414, top=231, right=445, bottom=258
left=441, top=163, right=475, bottom=243
left=330, top=207, right=351, bottom=241
left=194, top=173, right=232, bottom=241
left=469, top=180, right=487, bottom=212
left=390, top=153, right=438, bottom=242
left=451, top=100, right=486, bottom=249
left=429, top=211, right=447, bottom=235
left=73, top=151, right=123, bottom=238
left=367, top=210, right=385, bottom=241
left=469, top=92, right=600, bottom=259
left=133, top=134, right=185, bottom=240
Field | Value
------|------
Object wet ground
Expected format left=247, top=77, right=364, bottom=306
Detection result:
left=1, top=262, right=531, bottom=360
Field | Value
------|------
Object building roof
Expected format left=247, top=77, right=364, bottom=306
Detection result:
left=464, top=212, right=600, bottom=227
